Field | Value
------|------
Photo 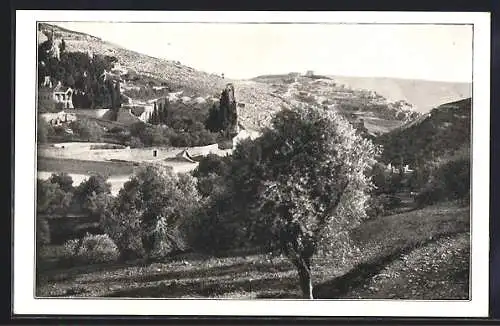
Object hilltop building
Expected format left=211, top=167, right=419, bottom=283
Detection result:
left=305, top=70, right=314, bottom=77
left=38, top=76, right=74, bottom=111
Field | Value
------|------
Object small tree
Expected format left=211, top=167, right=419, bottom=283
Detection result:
left=74, top=173, right=112, bottom=217
left=102, top=165, right=201, bottom=260
left=70, top=119, right=104, bottom=141
left=48, top=172, right=74, bottom=193
left=37, top=179, right=73, bottom=215
left=229, top=106, right=379, bottom=298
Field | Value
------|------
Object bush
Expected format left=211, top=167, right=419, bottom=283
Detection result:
left=182, top=196, right=247, bottom=254
left=366, top=194, right=402, bottom=217
left=69, top=119, right=105, bottom=142
left=63, top=233, right=119, bottom=264
left=415, top=151, right=470, bottom=207
left=102, top=166, right=201, bottom=260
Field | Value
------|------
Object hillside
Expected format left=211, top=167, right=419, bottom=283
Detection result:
left=328, top=75, right=471, bottom=114
left=252, top=74, right=422, bottom=136
left=39, top=23, right=427, bottom=136
left=376, top=97, right=471, bottom=165
left=38, top=23, right=288, bottom=132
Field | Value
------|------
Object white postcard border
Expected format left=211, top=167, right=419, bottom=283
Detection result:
left=13, top=10, right=491, bottom=317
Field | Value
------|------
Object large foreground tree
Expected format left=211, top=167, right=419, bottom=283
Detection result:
left=229, top=106, right=379, bottom=299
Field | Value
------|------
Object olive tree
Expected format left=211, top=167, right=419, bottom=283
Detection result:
left=102, top=165, right=201, bottom=260
left=229, top=106, right=379, bottom=299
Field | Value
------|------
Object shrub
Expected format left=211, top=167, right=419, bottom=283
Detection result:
left=63, top=233, right=119, bottom=264
left=182, top=195, right=247, bottom=254
left=48, top=172, right=74, bottom=193
left=366, top=194, right=402, bottom=217
left=415, top=150, right=470, bottom=207
left=89, top=144, right=126, bottom=150
left=69, top=119, right=105, bottom=142
left=37, top=179, right=73, bottom=215
left=102, top=166, right=201, bottom=260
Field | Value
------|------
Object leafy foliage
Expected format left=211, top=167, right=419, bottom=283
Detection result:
left=73, top=174, right=112, bottom=218
left=377, top=98, right=471, bottom=166
left=38, top=36, right=121, bottom=110
left=37, top=179, right=73, bottom=215
left=415, top=147, right=470, bottom=207
left=48, top=172, right=74, bottom=193
left=69, top=119, right=106, bottom=142
left=204, top=86, right=238, bottom=137
left=63, top=233, right=119, bottom=264
left=210, top=106, right=380, bottom=298
left=102, top=166, right=201, bottom=260
left=192, top=154, right=231, bottom=197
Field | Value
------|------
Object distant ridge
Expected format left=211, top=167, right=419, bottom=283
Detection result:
left=328, top=75, right=471, bottom=114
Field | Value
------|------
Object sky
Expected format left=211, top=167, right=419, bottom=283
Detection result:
left=54, top=22, right=473, bottom=82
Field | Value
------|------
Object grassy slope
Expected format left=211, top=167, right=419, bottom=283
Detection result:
left=37, top=203, right=470, bottom=299
left=376, top=98, right=471, bottom=164
left=37, top=156, right=137, bottom=176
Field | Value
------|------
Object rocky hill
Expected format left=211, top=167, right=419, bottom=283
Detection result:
left=39, top=22, right=455, bottom=136
left=376, top=98, right=471, bottom=165
left=38, top=23, right=288, bottom=132
left=252, top=74, right=421, bottom=136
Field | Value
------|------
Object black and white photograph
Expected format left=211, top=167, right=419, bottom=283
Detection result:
left=13, top=11, right=490, bottom=317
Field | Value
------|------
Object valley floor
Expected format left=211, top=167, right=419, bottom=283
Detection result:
left=36, top=203, right=470, bottom=300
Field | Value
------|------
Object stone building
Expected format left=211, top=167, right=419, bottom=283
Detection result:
left=38, top=76, right=74, bottom=111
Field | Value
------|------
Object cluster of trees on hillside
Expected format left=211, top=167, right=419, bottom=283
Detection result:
left=38, top=36, right=121, bottom=111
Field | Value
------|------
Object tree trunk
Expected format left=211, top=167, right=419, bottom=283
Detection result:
left=295, top=258, right=314, bottom=299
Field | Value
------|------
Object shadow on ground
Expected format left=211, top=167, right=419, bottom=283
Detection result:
left=105, top=274, right=299, bottom=298
left=84, top=260, right=293, bottom=285
left=314, top=230, right=467, bottom=299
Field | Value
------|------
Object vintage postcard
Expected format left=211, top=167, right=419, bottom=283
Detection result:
left=13, top=10, right=490, bottom=317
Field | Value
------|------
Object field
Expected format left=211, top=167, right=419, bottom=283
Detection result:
left=36, top=141, right=233, bottom=193
left=36, top=202, right=470, bottom=299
